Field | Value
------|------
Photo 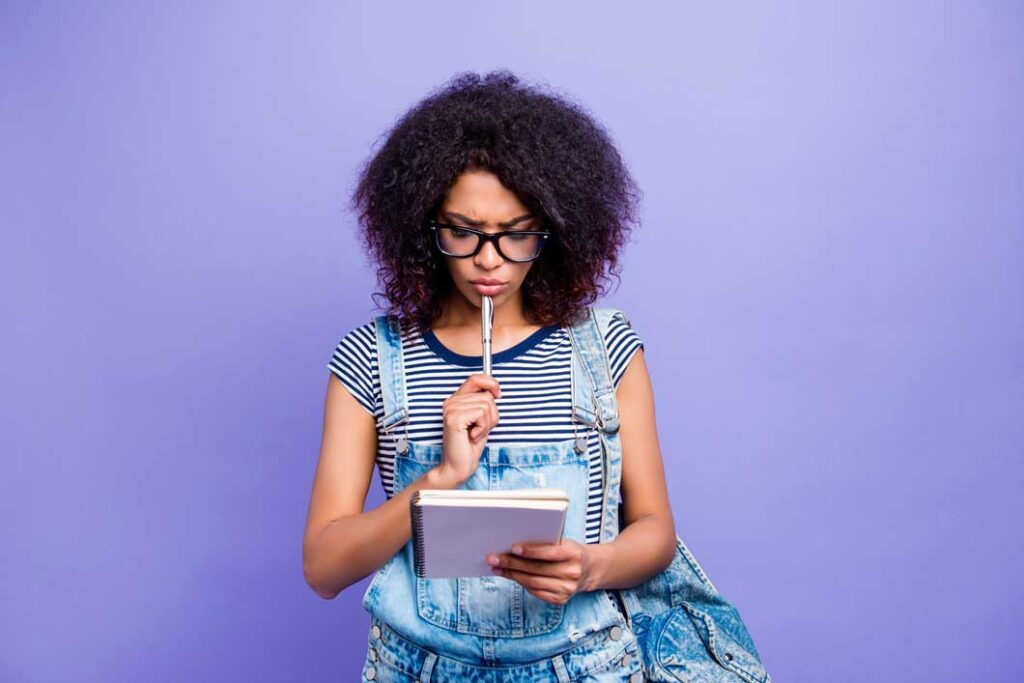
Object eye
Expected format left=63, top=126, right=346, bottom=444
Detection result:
left=449, top=227, right=474, bottom=238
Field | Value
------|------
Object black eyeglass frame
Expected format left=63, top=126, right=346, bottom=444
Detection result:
left=427, top=221, right=552, bottom=263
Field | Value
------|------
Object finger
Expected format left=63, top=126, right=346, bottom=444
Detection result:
left=511, top=542, right=574, bottom=562
left=449, top=390, right=496, bottom=405
left=451, top=393, right=497, bottom=415
left=499, top=574, right=570, bottom=606
left=450, top=409, right=476, bottom=438
left=472, top=401, right=499, bottom=443
left=472, top=424, right=489, bottom=443
left=496, top=554, right=577, bottom=579
left=454, top=403, right=485, bottom=431
left=527, top=589, right=568, bottom=606
left=448, top=403, right=483, bottom=436
left=448, top=394, right=496, bottom=424
left=454, top=374, right=501, bottom=399
left=495, top=568, right=567, bottom=594
left=484, top=399, right=499, bottom=433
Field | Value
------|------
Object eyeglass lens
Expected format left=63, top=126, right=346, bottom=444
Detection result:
left=436, top=226, right=545, bottom=261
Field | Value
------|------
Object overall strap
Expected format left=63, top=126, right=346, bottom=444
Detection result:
left=373, top=315, right=410, bottom=454
left=568, top=306, right=628, bottom=543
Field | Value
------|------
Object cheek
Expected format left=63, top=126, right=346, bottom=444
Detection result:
left=515, top=263, right=536, bottom=284
left=444, top=256, right=467, bottom=279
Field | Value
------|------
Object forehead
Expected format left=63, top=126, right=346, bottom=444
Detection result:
left=441, top=169, right=530, bottom=219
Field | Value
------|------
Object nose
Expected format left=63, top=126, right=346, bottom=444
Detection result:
left=474, top=236, right=503, bottom=269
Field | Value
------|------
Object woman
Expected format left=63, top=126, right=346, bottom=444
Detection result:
left=304, top=71, right=676, bottom=682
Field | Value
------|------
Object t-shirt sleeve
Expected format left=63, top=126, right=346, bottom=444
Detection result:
left=604, top=312, right=644, bottom=389
left=326, top=321, right=379, bottom=418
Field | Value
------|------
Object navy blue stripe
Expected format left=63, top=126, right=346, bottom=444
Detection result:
left=326, top=314, right=642, bottom=544
left=421, top=324, right=561, bottom=366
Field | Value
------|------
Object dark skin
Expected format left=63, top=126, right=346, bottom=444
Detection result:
left=302, top=169, right=677, bottom=604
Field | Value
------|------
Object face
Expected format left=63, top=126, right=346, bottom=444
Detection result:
left=434, top=169, right=542, bottom=311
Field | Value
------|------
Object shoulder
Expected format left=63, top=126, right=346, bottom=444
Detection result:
left=326, top=319, right=381, bottom=417
left=331, top=319, right=379, bottom=362
left=591, top=307, right=643, bottom=348
left=590, top=307, right=644, bottom=388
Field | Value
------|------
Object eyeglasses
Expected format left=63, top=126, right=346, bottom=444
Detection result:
left=427, top=221, right=552, bottom=263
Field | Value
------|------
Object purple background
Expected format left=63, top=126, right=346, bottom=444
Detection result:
left=3, top=2, right=1022, bottom=681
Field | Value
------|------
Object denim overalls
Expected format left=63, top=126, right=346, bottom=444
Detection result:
left=358, top=308, right=645, bottom=682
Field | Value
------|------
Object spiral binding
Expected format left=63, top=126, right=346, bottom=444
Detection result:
left=410, top=491, right=428, bottom=578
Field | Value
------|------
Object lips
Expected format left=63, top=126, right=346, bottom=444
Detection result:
left=470, top=279, right=506, bottom=286
left=472, top=282, right=508, bottom=296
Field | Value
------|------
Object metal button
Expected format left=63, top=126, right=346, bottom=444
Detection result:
left=370, top=625, right=381, bottom=639
left=724, top=651, right=734, bottom=661
left=365, top=665, right=377, bottom=680
left=622, top=653, right=633, bottom=666
left=629, top=672, right=643, bottom=683
left=368, top=648, right=378, bottom=661
left=608, top=625, right=623, bottom=641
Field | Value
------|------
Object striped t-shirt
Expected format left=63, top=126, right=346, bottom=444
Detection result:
left=327, top=314, right=644, bottom=544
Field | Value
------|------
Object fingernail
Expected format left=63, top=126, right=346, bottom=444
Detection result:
left=512, top=545, right=523, bottom=555
left=486, top=555, right=498, bottom=566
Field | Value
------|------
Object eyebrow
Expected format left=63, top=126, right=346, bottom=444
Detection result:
left=441, top=211, right=535, bottom=228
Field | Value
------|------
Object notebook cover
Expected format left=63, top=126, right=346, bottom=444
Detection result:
left=410, top=493, right=568, bottom=578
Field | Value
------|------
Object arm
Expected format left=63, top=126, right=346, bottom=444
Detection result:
left=303, top=371, right=501, bottom=600
left=490, top=349, right=677, bottom=599
left=583, top=349, right=677, bottom=590
left=301, top=375, right=460, bottom=600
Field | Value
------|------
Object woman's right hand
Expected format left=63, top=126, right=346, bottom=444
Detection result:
left=436, top=373, right=501, bottom=487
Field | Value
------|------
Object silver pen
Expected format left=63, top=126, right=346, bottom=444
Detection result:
left=481, top=295, right=494, bottom=376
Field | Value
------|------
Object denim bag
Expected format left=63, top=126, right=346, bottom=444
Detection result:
left=568, top=307, right=771, bottom=683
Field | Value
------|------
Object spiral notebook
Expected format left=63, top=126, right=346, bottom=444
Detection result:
left=410, top=488, right=570, bottom=579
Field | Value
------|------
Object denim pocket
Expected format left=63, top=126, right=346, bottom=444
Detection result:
left=415, top=572, right=565, bottom=638
left=651, top=603, right=768, bottom=683
left=395, top=439, right=588, bottom=638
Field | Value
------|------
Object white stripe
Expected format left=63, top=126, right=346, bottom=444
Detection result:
left=326, top=317, right=642, bottom=544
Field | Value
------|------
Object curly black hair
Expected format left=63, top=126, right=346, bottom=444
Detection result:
left=350, top=69, right=641, bottom=332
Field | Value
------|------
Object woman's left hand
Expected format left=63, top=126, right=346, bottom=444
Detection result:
left=486, top=540, right=595, bottom=605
